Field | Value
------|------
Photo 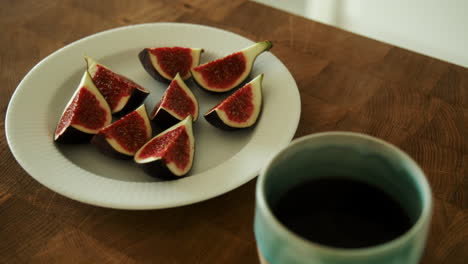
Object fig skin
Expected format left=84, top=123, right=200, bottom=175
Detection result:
left=138, top=49, right=171, bottom=84
left=55, top=126, right=94, bottom=144
left=91, top=134, right=133, bottom=160
left=152, top=108, right=182, bottom=130
left=137, top=158, right=194, bottom=180
left=113, top=88, right=149, bottom=118
left=204, top=112, right=239, bottom=131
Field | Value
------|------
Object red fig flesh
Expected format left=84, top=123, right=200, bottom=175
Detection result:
left=205, top=74, right=263, bottom=130
left=92, top=104, right=152, bottom=159
left=191, top=41, right=272, bottom=93
left=55, top=71, right=112, bottom=143
left=86, top=56, right=149, bottom=115
left=134, top=116, right=194, bottom=179
left=139, top=47, right=203, bottom=83
left=151, top=73, right=198, bottom=129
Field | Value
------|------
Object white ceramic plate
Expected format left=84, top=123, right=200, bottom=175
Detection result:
left=5, top=23, right=300, bottom=209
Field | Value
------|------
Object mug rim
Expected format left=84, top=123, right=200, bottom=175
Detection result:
left=256, top=131, right=432, bottom=257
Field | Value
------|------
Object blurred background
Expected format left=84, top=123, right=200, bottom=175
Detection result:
left=254, top=0, right=468, bottom=67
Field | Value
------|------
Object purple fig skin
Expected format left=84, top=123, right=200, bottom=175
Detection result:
left=152, top=108, right=184, bottom=130
left=113, top=89, right=150, bottom=117
left=54, top=126, right=93, bottom=144
left=138, top=49, right=172, bottom=84
left=204, top=111, right=239, bottom=131
left=91, top=134, right=133, bottom=160
left=138, top=159, right=193, bottom=180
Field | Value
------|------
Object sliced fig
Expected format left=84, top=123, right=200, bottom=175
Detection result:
left=85, top=56, right=150, bottom=115
left=139, top=47, right=203, bottom=83
left=151, top=73, right=198, bottom=129
left=92, top=104, right=152, bottom=159
left=191, top=41, right=272, bottom=93
left=55, top=71, right=112, bottom=143
left=134, top=116, right=194, bottom=179
left=205, top=74, right=263, bottom=130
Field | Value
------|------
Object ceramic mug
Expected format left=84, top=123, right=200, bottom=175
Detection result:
left=254, top=132, right=432, bottom=264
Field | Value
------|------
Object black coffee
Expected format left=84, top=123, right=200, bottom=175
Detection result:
left=273, top=177, right=412, bottom=248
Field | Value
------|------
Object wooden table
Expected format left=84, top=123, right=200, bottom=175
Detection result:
left=1, top=0, right=467, bottom=263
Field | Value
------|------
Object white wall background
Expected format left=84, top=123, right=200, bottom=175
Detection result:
left=253, top=0, right=468, bottom=67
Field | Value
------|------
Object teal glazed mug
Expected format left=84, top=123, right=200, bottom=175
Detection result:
left=254, top=132, right=432, bottom=264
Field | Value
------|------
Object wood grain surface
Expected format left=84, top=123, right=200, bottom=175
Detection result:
left=1, top=0, right=467, bottom=263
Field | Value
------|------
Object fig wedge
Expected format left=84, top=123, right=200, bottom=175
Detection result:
left=92, top=104, right=152, bottom=159
left=205, top=74, right=263, bottom=130
left=139, top=47, right=203, bottom=83
left=85, top=56, right=149, bottom=115
left=134, top=116, right=194, bottom=179
left=151, top=73, right=198, bottom=129
left=55, top=71, right=112, bottom=143
left=191, top=41, right=271, bottom=93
